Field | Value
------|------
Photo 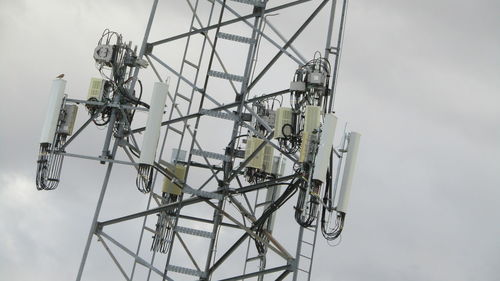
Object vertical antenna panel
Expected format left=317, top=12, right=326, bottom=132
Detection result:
left=40, top=79, right=66, bottom=144
left=139, top=82, right=168, bottom=165
left=337, top=132, right=361, bottom=213
left=312, top=113, right=338, bottom=182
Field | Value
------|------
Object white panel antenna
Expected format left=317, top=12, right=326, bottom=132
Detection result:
left=40, top=79, right=66, bottom=144
left=337, top=132, right=361, bottom=213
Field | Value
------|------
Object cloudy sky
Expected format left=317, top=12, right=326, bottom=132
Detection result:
left=0, top=0, right=499, bottom=280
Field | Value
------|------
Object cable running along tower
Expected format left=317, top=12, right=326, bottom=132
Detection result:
left=36, top=0, right=361, bottom=280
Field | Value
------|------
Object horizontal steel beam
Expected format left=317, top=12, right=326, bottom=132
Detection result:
left=65, top=98, right=149, bottom=112
left=232, top=174, right=297, bottom=194
left=58, top=152, right=137, bottom=166
left=149, top=0, right=311, bottom=47
left=177, top=214, right=240, bottom=229
left=98, top=197, right=203, bottom=227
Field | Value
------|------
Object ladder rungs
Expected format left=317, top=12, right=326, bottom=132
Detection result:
left=167, top=264, right=205, bottom=277
left=229, top=0, right=266, bottom=7
left=246, top=255, right=263, bottom=262
left=301, top=240, right=314, bottom=246
left=299, top=254, right=312, bottom=260
left=144, top=226, right=158, bottom=234
left=217, top=32, right=256, bottom=44
left=168, top=125, right=183, bottom=135
left=298, top=268, right=309, bottom=273
left=183, top=59, right=199, bottom=69
left=174, top=226, right=213, bottom=238
left=304, top=225, right=316, bottom=232
left=208, top=70, right=245, bottom=82
left=177, top=93, right=191, bottom=102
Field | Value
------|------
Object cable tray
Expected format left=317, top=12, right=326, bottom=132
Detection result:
left=200, top=109, right=238, bottom=121
left=174, top=226, right=214, bottom=238
left=167, top=265, right=205, bottom=277
left=208, top=70, right=246, bottom=82
left=217, top=32, right=256, bottom=44
left=191, top=148, right=230, bottom=161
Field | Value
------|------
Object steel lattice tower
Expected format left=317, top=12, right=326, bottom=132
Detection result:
left=37, top=0, right=355, bottom=280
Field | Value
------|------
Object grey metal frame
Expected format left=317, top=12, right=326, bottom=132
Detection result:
left=68, top=0, right=350, bottom=280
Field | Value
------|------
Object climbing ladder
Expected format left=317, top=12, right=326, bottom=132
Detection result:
left=131, top=0, right=267, bottom=280
left=292, top=223, right=320, bottom=281
left=130, top=0, right=220, bottom=278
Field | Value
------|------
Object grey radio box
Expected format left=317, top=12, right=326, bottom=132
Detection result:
left=58, top=104, right=78, bottom=136
left=290, top=81, right=306, bottom=91
left=308, top=71, right=326, bottom=85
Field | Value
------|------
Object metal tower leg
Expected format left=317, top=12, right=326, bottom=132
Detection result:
left=128, top=2, right=160, bottom=280
left=76, top=120, right=122, bottom=281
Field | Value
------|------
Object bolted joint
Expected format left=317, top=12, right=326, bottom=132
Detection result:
left=240, top=112, right=253, bottom=122
left=287, top=257, right=297, bottom=268
left=253, top=6, right=265, bottom=15
left=94, top=223, right=104, bottom=235
left=217, top=179, right=225, bottom=188
left=327, top=46, right=338, bottom=54
left=145, top=43, right=154, bottom=55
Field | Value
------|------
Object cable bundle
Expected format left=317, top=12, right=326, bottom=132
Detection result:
left=36, top=143, right=65, bottom=190
left=294, top=178, right=320, bottom=227
left=319, top=158, right=344, bottom=240
left=136, top=164, right=154, bottom=193
left=252, top=177, right=300, bottom=254
left=151, top=194, right=179, bottom=253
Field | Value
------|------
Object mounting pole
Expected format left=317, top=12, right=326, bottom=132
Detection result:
left=76, top=111, right=122, bottom=281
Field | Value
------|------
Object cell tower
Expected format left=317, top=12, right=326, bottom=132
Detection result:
left=36, top=0, right=361, bottom=280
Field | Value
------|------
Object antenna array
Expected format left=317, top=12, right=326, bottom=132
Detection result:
left=36, top=1, right=361, bottom=280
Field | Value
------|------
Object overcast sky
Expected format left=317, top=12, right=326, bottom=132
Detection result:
left=0, top=0, right=499, bottom=280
